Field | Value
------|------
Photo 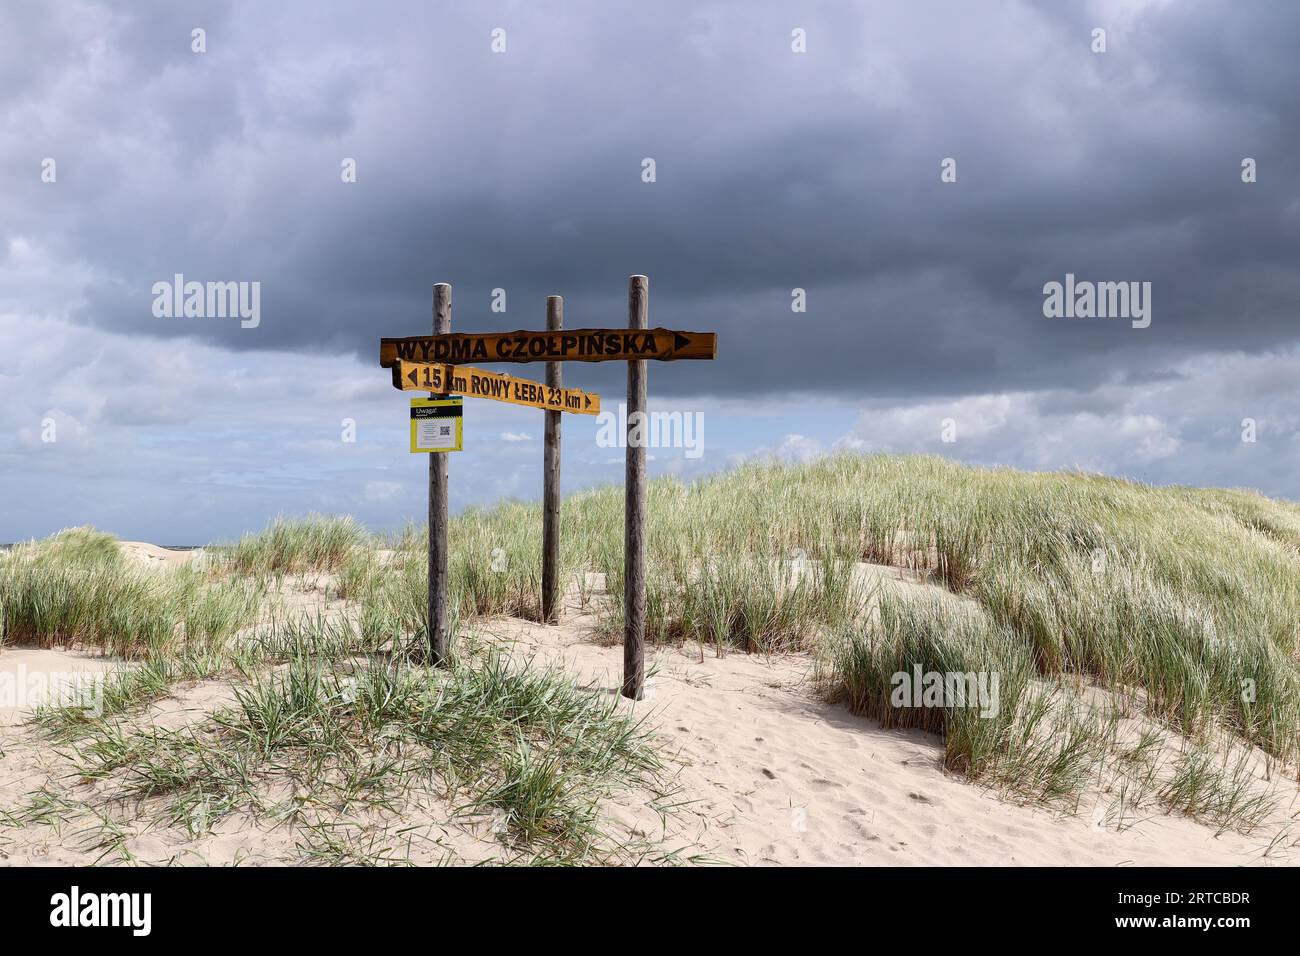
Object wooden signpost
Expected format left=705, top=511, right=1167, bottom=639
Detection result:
left=426, top=283, right=452, bottom=665
left=392, top=360, right=600, bottom=415
left=382, top=276, right=717, bottom=700
left=542, top=296, right=563, bottom=626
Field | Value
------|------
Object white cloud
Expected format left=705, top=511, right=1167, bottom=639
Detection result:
left=827, top=349, right=1300, bottom=494
left=364, top=481, right=402, bottom=502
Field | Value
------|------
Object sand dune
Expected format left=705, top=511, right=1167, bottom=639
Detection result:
left=118, top=542, right=203, bottom=568
left=0, top=542, right=1294, bottom=866
left=483, top=603, right=1293, bottom=866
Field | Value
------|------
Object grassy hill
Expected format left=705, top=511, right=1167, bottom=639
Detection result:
left=433, top=454, right=1300, bottom=759
left=3, top=454, right=1298, bottom=851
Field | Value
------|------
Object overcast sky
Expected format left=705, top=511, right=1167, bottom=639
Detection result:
left=2, top=0, right=1298, bottom=543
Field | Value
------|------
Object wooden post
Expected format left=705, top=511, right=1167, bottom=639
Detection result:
left=428, top=282, right=451, bottom=665
left=541, top=295, right=563, bottom=624
left=622, top=275, right=648, bottom=700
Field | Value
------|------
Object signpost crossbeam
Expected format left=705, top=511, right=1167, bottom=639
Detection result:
left=380, top=328, right=716, bottom=367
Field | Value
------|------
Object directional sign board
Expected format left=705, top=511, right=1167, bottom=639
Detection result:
left=380, top=328, right=717, bottom=367
left=410, top=397, right=463, bottom=453
left=379, top=276, right=715, bottom=696
left=394, top=361, right=600, bottom=415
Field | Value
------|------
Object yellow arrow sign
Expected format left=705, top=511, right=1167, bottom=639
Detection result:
left=393, top=361, right=601, bottom=416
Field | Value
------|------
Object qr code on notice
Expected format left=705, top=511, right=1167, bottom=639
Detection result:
left=438, top=426, right=450, bottom=436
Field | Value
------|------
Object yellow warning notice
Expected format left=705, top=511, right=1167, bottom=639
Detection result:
left=410, top=397, right=463, bottom=453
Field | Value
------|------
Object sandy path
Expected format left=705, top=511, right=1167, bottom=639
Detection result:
left=481, top=604, right=1296, bottom=867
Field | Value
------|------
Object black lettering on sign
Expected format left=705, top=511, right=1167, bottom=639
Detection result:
left=391, top=361, right=600, bottom=414
left=381, top=330, right=716, bottom=367
left=411, top=404, right=463, bottom=419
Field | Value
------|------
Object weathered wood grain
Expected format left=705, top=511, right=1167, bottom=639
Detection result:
left=428, top=283, right=451, bottom=666
left=380, top=328, right=716, bottom=367
left=623, top=276, right=649, bottom=701
left=542, top=295, right=563, bottom=625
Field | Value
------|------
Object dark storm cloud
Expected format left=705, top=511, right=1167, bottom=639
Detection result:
left=6, top=0, right=1300, bottom=401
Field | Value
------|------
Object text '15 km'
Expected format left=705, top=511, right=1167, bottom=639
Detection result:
left=393, top=361, right=600, bottom=415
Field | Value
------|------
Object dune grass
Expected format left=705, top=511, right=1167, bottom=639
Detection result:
left=24, top=526, right=124, bottom=567
left=217, top=514, right=367, bottom=577
left=59, top=638, right=665, bottom=863
left=17, top=557, right=671, bottom=862
left=404, top=454, right=1299, bottom=782
left=7, top=452, right=1298, bottom=849
left=0, top=529, right=261, bottom=658
left=334, top=512, right=557, bottom=638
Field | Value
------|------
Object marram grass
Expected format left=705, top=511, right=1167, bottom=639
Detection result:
left=0, top=531, right=261, bottom=658
left=5, top=452, right=1298, bottom=840
left=217, top=514, right=367, bottom=577
left=416, top=453, right=1300, bottom=772
left=68, top=648, right=663, bottom=862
